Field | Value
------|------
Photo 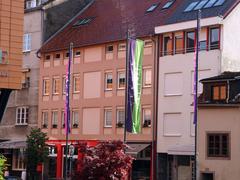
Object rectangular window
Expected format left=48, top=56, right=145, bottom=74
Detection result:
left=62, top=76, right=66, bottom=94
left=207, top=133, right=230, bottom=158
left=43, top=78, right=50, bottom=95
left=73, top=75, right=80, bottom=93
left=72, top=110, right=79, bottom=128
left=104, top=109, right=112, bottom=127
left=118, top=43, right=126, bottom=51
left=143, top=68, right=152, bottom=87
left=45, top=55, right=51, bottom=60
left=42, top=111, right=48, bottom=128
left=163, top=35, right=173, bottom=55
left=118, top=71, right=125, bottom=89
left=55, top=53, right=61, bottom=59
left=52, top=77, right=60, bottom=95
left=174, top=35, right=183, bottom=54
left=65, top=52, right=69, bottom=58
left=143, top=108, right=151, bottom=127
left=212, top=85, right=226, bottom=101
left=16, top=107, right=29, bottom=125
left=23, top=34, right=31, bottom=52
left=105, top=72, right=113, bottom=90
left=144, top=40, right=153, bottom=47
left=52, top=111, right=58, bottom=128
left=186, top=31, right=195, bottom=53
left=106, top=45, right=114, bottom=53
left=117, top=108, right=125, bottom=127
left=12, top=149, right=26, bottom=170
left=75, top=50, right=81, bottom=57
left=210, top=27, right=220, bottom=50
left=61, top=111, right=65, bottom=128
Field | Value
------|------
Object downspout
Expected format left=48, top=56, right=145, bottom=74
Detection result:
left=227, top=80, right=230, bottom=103
left=152, top=34, right=160, bottom=180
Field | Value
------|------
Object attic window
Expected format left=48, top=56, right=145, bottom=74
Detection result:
left=204, top=0, right=218, bottom=8
left=75, top=51, right=81, bottom=57
left=162, top=1, right=174, bottom=9
left=213, top=0, right=225, bottom=7
left=184, top=1, right=199, bottom=12
left=194, top=0, right=208, bottom=10
left=146, top=3, right=159, bottom=13
left=73, top=18, right=92, bottom=26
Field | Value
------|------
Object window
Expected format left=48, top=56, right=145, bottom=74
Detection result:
left=163, top=35, right=173, bottom=55
left=194, top=0, right=208, bottom=10
left=184, top=1, right=199, bottom=12
left=104, top=109, right=112, bottom=127
left=75, top=50, right=81, bottom=57
left=214, top=0, right=225, bottom=6
left=25, top=0, right=37, bottom=9
left=62, top=76, right=66, bottom=94
left=207, top=133, right=229, bottom=158
left=200, top=40, right=207, bottom=50
left=73, top=18, right=93, bottom=26
left=162, top=1, right=174, bottom=9
left=143, top=68, right=152, bottom=87
left=52, top=77, right=60, bottom=95
left=65, top=52, right=69, bottom=58
left=174, top=35, right=183, bottom=54
left=43, top=78, right=50, bottom=95
left=118, top=43, right=126, bottom=51
left=144, top=40, right=152, bottom=47
left=143, top=108, right=151, bottom=127
left=210, top=27, right=220, bottom=50
left=118, top=71, right=125, bottom=89
left=52, top=111, right=58, bottom=128
left=146, top=3, right=159, bottom=12
left=73, top=75, right=80, bottom=93
left=23, top=34, right=31, bottom=52
left=61, top=111, right=65, bottom=128
left=212, top=84, right=226, bottom=101
left=16, top=107, right=29, bottom=125
left=45, top=55, right=51, bottom=60
left=12, top=149, right=26, bottom=170
left=204, top=0, right=218, bottom=8
left=186, top=31, right=195, bottom=53
left=105, top=72, right=113, bottom=90
left=106, top=45, right=114, bottom=53
left=55, top=53, right=61, bottom=59
left=72, top=110, right=79, bottom=128
left=42, top=111, right=48, bottom=128
left=117, top=109, right=125, bottom=127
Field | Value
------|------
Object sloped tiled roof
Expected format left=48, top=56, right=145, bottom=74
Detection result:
left=40, top=0, right=239, bottom=53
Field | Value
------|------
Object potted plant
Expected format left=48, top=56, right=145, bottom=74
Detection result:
left=116, top=121, right=124, bottom=128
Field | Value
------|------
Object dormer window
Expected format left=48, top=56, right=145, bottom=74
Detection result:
left=212, top=84, right=226, bottom=101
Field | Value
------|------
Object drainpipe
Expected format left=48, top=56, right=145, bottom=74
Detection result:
left=227, top=80, right=230, bottom=103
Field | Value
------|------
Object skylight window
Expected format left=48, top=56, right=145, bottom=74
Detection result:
left=146, top=3, right=159, bottom=12
left=73, top=18, right=92, bottom=26
left=214, top=0, right=225, bottom=6
left=204, top=0, right=218, bottom=8
left=194, top=0, right=208, bottom=10
left=162, top=1, right=174, bottom=9
left=184, top=1, right=199, bottom=12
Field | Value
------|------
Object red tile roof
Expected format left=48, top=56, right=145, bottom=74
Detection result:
left=40, top=0, right=238, bottom=53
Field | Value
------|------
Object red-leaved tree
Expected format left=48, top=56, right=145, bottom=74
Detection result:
left=73, top=140, right=134, bottom=180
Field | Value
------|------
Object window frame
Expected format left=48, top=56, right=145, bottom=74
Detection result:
left=174, top=34, right=184, bottom=54
left=206, top=132, right=230, bottom=159
left=12, top=149, right=26, bottom=171
left=163, top=35, right=173, bottom=56
left=42, top=111, right=48, bottom=129
left=211, top=84, right=227, bottom=101
left=16, top=107, right=29, bottom=125
left=62, top=76, right=66, bottom=95
left=118, top=43, right=126, bottom=51
left=106, top=45, right=114, bottom=53
left=61, top=111, right=65, bottom=128
left=73, top=74, right=80, bottom=93
left=143, top=68, right=152, bottom=87
left=117, top=71, right=126, bottom=89
left=209, top=27, right=220, bottom=50
left=116, top=108, right=125, bottom=127
left=52, top=77, right=60, bottom=95
left=186, top=31, right=195, bottom=53
left=105, top=72, right=113, bottom=91
left=142, top=107, right=151, bottom=128
left=104, top=108, right=112, bottom=127
left=51, top=111, right=58, bottom=128
left=43, top=78, right=50, bottom=96
left=23, top=33, right=31, bottom=52
left=72, top=110, right=79, bottom=128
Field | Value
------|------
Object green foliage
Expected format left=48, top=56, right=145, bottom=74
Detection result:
left=26, top=128, right=49, bottom=173
left=0, top=154, right=7, bottom=180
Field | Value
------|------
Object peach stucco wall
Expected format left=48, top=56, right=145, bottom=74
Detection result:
left=198, top=107, right=240, bottom=180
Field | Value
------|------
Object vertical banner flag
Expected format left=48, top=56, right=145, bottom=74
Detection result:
left=65, top=46, right=72, bottom=134
left=126, top=39, right=144, bottom=133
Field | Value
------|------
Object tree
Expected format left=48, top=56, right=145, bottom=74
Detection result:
left=74, top=140, right=134, bottom=180
left=26, top=128, right=49, bottom=179
left=0, top=154, right=7, bottom=180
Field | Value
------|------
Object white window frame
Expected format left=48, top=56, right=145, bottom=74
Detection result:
left=12, top=149, right=26, bottom=171
left=42, top=111, right=48, bottom=128
left=142, top=107, right=151, bottom=128
left=61, top=111, right=65, bottom=128
left=23, top=34, right=31, bottom=52
left=62, top=76, right=66, bottom=95
left=52, top=77, right=60, bottom=95
left=52, top=111, right=58, bottom=128
left=105, top=72, right=113, bottom=91
left=104, top=108, right=112, bottom=127
left=16, top=107, right=29, bottom=125
left=144, top=39, right=153, bottom=47
left=43, top=78, right=50, bottom=96
left=73, top=74, right=80, bottom=93
left=116, top=108, right=125, bottom=127
left=143, top=68, right=152, bottom=87
left=74, top=50, right=81, bottom=57
left=72, top=110, right=79, bottom=128
left=118, top=43, right=126, bottom=51
left=117, top=71, right=125, bottom=89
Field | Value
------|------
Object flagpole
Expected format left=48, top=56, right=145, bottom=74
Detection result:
left=64, top=42, right=73, bottom=179
left=124, top=29, right=130, bottom=143
left=194, top=10, right=201, bottom=180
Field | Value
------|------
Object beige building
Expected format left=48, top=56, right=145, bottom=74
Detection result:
left=198, top=72, right=240, bottom=180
